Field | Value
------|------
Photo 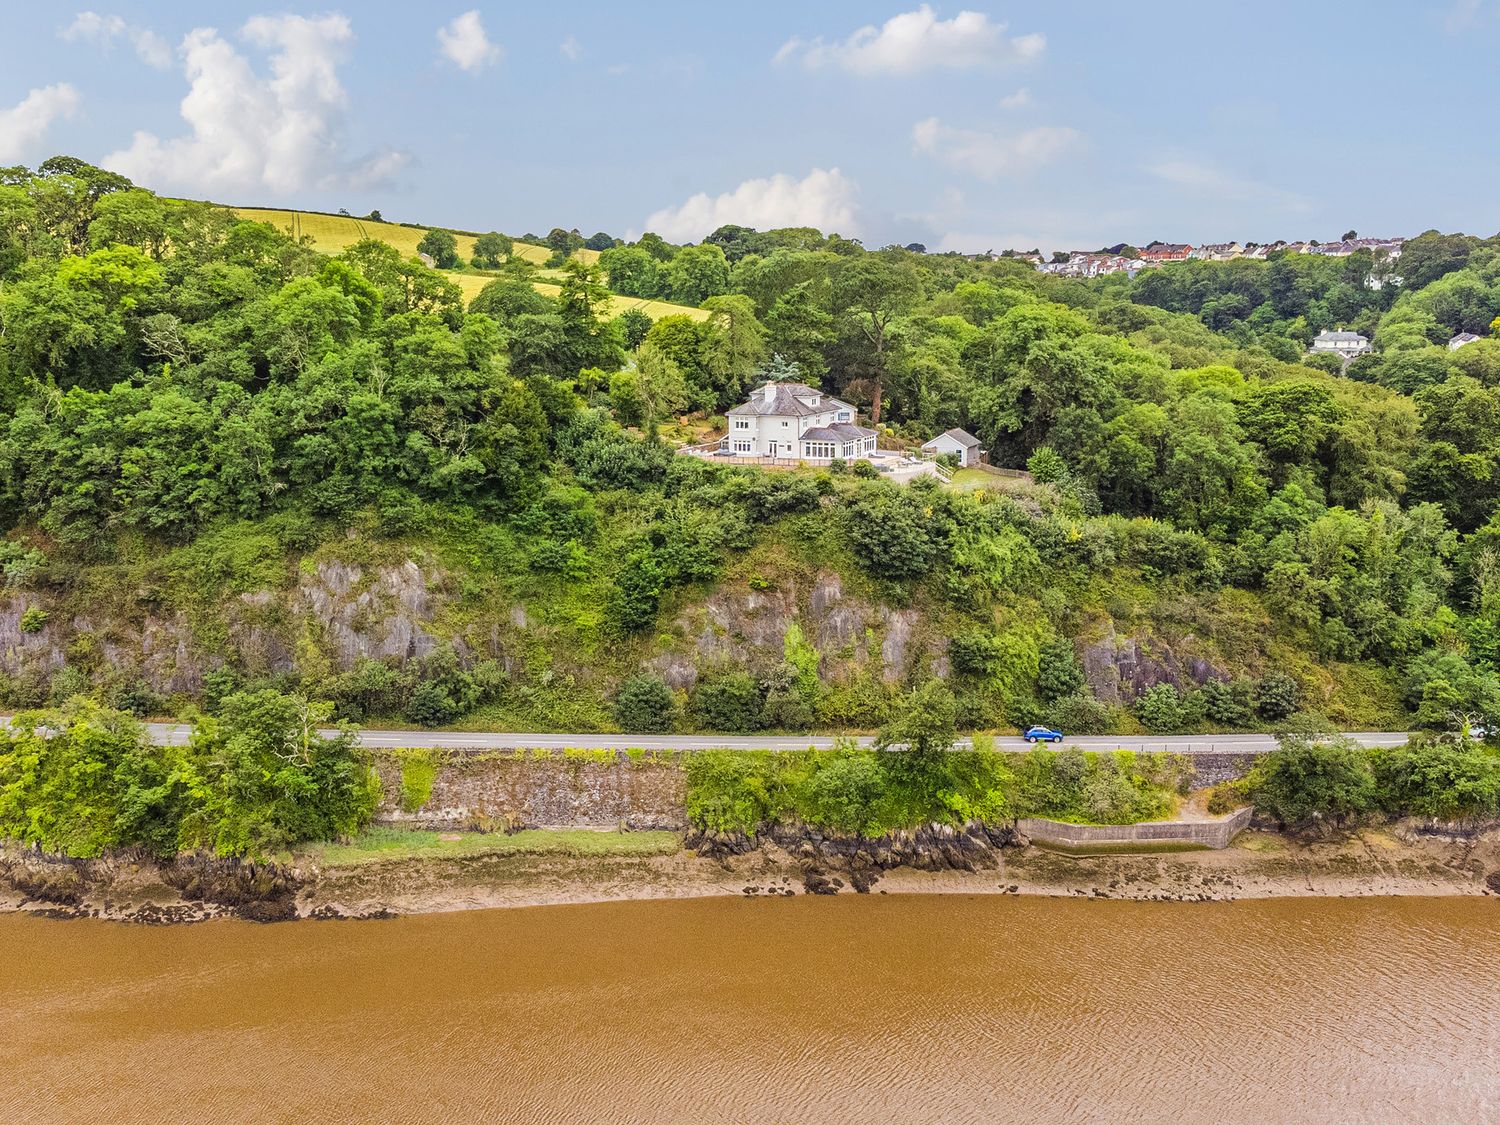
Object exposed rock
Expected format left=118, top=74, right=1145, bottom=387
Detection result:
left=1080, top=620, right=1227, bottom=704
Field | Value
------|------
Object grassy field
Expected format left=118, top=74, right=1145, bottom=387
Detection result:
left=301, top=826, right=682, bottom=867
left=230, top=206, right=701, bottom=320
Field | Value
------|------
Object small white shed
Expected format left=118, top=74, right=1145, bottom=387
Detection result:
left=921, top=428, right=984, bottom=468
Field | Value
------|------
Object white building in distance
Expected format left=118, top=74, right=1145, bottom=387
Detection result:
left=1310, top=330, right=1373, bottom=360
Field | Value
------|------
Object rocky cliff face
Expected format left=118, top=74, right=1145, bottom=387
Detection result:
left=1078, top=618, right=1229, bottom=704
left=648, top=570, right=945, bottom=691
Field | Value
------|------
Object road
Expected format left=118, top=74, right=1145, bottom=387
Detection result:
left=141, top=724, right=1411, bottom=754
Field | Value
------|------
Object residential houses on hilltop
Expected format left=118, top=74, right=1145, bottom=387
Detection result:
left=1012, top=235, right=1406, bottom=278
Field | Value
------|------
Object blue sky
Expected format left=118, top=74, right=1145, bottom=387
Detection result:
left=1, top=1, right=1496, bottom=252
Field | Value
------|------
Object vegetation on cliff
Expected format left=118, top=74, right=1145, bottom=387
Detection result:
left=1, top=158, right=1499, bottom=734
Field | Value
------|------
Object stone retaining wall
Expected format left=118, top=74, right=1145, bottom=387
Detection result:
left=1018, top=806, right=1253, bottom=851
left=375, top=751, right=685, bottom=830
left=1183, top=751, right=1263, bottom=787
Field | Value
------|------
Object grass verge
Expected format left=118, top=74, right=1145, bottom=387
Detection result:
left=300, top=826, right=682, bottom=867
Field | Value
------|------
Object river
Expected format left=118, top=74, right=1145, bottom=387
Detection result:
left=4, top=896, right=1497, bottom=1123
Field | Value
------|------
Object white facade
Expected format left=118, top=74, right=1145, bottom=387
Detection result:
left=921, top=429, right=985, bottom=467
left=1310, top=330, right=1372, bottom=359
left=724, top=383, right=878, bottom=461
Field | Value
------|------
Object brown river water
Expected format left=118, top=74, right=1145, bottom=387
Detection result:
left=3, top=895, right=1498, bottom=1124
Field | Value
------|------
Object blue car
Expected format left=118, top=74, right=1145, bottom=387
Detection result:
left=1024, top=725, right=1064, bottom=744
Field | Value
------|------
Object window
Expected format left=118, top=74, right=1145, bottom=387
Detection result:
left=733, top=440, right=753, bottom=454
left=804, top=441, right=834, bottom=459
left=782, top=420, right=790, bottom=428
left=836, top=411, right=851, bottom=422
left=733, top=418, right=751, bottom=430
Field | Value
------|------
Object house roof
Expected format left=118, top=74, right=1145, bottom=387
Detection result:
left=800, top=423, right=876, bottom=442
left=726, top=383, right=854, bottom=419
left=1450, top=332, right=1482, bottom=346
left=923, top=427, right=983, bottom=450
left=1313, top=330, right=1369, bottom=343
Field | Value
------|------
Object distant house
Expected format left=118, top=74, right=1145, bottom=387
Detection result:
left=1310, top=330, right=1373, bottom=360
left=1449, top=332, right=1482, bottom=351
left=1191, top=242, right=1245, bottom=261
left=1140, top=242, right=1193, bottom=262
left=921, top=428, right=985, bottom=468
left=723, top=382, right=877, bottom=462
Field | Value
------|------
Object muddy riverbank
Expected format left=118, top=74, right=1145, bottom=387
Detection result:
left=4, top=821, right=1498, bottom=923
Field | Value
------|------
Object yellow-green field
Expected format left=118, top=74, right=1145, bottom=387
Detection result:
left=230, top=206, right=701, bottom=319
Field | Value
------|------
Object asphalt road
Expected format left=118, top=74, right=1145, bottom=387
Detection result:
left=141, top=724, right=1411, bottom=754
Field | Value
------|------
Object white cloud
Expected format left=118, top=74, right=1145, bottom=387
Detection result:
left=63, top=11, right=173, bottom=69
left=912, top=117, right=1079, bottom=180
left=105, top=14, right=407, bottom=196
left=774, top=5, right=1044, bottom=75
left=437, top=10, right=501, bottom=72
left=0, top=84, right=82, bottom=163
left=641, top=168, right=860, bottom=242
left=1148, top=158, right=1309, bottom=211
left=560, top=35, right=582, bottom=62
left=999, top=87, right=1031, bottom=109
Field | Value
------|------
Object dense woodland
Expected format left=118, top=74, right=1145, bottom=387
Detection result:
left=3, top=157, right=1500, bottom=744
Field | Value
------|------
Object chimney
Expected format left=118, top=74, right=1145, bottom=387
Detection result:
left=763, top=383, right=777, bottom=404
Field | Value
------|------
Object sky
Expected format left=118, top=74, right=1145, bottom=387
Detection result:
left=1, top=1, right=1497, bottom=253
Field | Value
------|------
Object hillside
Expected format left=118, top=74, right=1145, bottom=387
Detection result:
left=2, top=157, right=1500, bottom=740
left=227, top=205, right=708, bottom=322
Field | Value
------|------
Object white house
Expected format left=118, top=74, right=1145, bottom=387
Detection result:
left=1310, top=330, right=1372, bottom=360
left=921, top=428, right=985, bottom=468
left=722, top=382, right=878, bottom=462
left=1449, top=332, right=1482, bottom=351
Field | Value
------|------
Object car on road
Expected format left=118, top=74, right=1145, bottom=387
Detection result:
left=1024, top=725, right=1064, bottom=744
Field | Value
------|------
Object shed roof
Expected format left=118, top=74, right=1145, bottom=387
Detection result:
left=923, top=427, right=982, bottom=449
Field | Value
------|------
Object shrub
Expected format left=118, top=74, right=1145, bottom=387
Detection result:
left=398, top=750, right=439, bottom=813
left=18, top=606, right=48, bottom=633
left=1047, top=694, right=1111, bottom=735
left=950, top=631, right=1005, bottom=677
left=1372, top=740, right=1500, bottom=820
left=1026, top=446, right=1067, bottom=484
left=614, top=674, right=676, bottom=733
left=1134, top=683, right=1187, bottom=733
left=800, top=754, right=885, bottom=834
left=851, top=459, right=880, bottom=479
left=1036, top=639, right=1086, bottom=701
left=684, top=750, right=778, bottom=833
left=1255, top=672, right=1299, bottom=722
left=691, top=672, right=764, bottom=732
left=1200, top=678, right=1253, bottom=727
left=1244, top=734, right=1377, bottom=828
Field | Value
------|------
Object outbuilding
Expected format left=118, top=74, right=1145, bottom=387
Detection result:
left=921, top=428, right=985, bottom=468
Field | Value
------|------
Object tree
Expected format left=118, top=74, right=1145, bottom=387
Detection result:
left=471, top=231, right=513, bottom=268
left=584, top=231, right=616, bottom=251
left=417, top=229, right=459, bottom=269
left=664, top=243, right=731, bottom=305
left=832, top=255, right=920, bottom=423
left=1246, top=734, right=1377, bottom=829
left=699, top=294, right=767, bottom=406
left=875, top=679, right=957, bottom=783
left=598, top=246, right=661, bottom=298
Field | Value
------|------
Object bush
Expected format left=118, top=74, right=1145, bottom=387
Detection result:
left=1372, top=740, right=1500, bottom=820
left=683, top=750, right=777, bottom=833
left=18, top=605, right=47, bottom=633
left=614, top=674, right=676, bottom=733
left=800, top=754, right=885, bottom=834
left=1245, top=734, right=1377, bottom=828
left=1255, top=672, right=1299, bottom=722
left=691, top=672, right=764, bottom=732
left=1047, top=694, right=1111, bottom=735
left=851, top=459, right=880, bottom=479
left=1134, top=683, right=1187, bottom=733
left=1200, top=678, right=1253, bottom=727
left=949, top=631, right=1004, bottom=677
left=1036, top=639, right=1086, bottom=701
